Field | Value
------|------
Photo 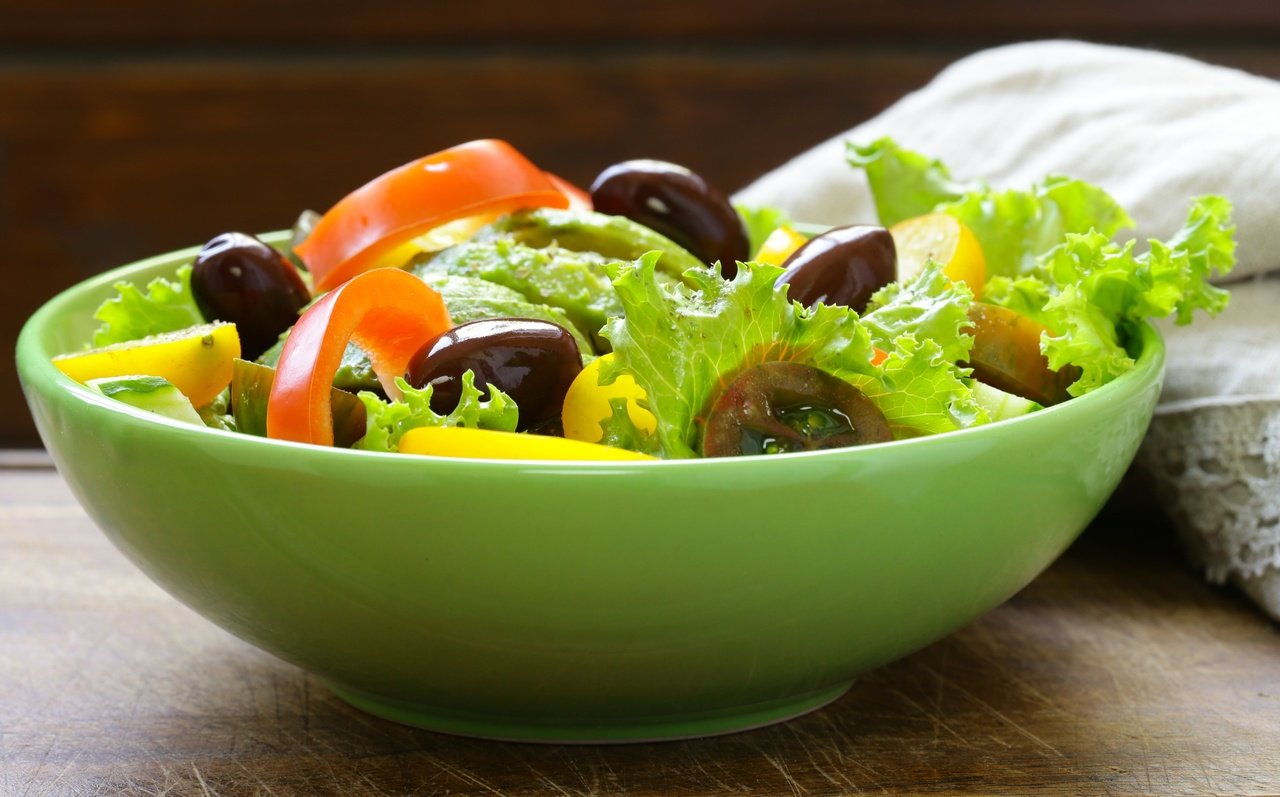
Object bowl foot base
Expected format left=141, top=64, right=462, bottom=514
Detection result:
left=325, top=681, right=853, bottom=743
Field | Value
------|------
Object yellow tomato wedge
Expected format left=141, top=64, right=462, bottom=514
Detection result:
left=53, top=323, right=240, bottom=408
left=561, top=353, right=657, bottom=444
left=754, top=225, right=809, bottom=266
left=398, top=427, right=656, bottom=461
left=889, top=213, right=986, bottom=296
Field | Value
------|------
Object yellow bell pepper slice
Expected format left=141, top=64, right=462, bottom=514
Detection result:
left=398, top=426, right=656, bottom=461
left=754, top=225, right=810, bottom=266
left=561, top=353, right=657, bottom=444
left=53, top=322, right=240, bottom=408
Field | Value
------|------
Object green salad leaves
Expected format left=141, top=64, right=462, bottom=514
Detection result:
left=849, top=137, right=1236, bottom=397
left=598, top=254, right=983, bottom=458
left=91, top=265, right=204, bottom=348
left=593, top=138, right=1235, bottom=457
left=849, top=138, right=1133, bottom=277
left=77, top=136, right=1236, bottom=460
left=356, top=372, right=518, bottom=453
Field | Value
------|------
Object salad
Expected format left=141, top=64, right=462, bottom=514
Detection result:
left=51, top=138, right=1237, bottom=461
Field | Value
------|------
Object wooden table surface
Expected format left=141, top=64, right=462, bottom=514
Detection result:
left=2, top=457, right=1279, bottom=796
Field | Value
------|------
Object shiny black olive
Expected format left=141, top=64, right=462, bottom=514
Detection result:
left=701, top=361, right=891, bottom=457
left=191, top=232, right=311, bottom=361
left=776, top=225, right=896, bottom=313
left=406, top=318, right=583, bottom=431
left=589, top=159, right=749, bottom=277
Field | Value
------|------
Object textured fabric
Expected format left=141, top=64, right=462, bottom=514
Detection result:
left=734, top=40, right=1280, bottom=618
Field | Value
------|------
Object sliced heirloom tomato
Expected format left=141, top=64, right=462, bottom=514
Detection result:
left=267, top=268, right=451, bottom=446
left=963, top=303, right=1080, bottom=406
left=296, top=140, right=572, bottom=292
left=702, top=361, right=891, bottom=457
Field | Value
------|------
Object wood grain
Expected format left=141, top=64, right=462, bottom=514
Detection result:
left=2, top=467, right=1278, bottom=796
left=3, top=1, right=1280, bottom=45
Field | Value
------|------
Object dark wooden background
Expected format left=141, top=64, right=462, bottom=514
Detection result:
left=5, top=2, right=1280, bottom=446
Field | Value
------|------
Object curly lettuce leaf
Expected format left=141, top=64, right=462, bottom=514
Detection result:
left=91, top=264, right=204, bottom=347
left=864, top=261, right=975, bottom=363
left=875, top=334, right=986, bottom=436
left=355, top=371, right=519, bottom=453
left=848, top=138, right=1133, bottom=277
left=600, top=254, right=982, bottom=457
left=985, top=195, right=1236, bottom=395
left=847, top=140, right=967, bottom=225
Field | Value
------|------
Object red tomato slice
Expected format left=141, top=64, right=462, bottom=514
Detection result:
left=267, top=268, right=451, bottom=446
left=296, top=140, right=570, bottom=292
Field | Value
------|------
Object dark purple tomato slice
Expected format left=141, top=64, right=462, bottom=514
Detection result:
left=406, top=318, right=582, bottom=431
left=775, top=225, right=896, bottom=314
left=701, top=361, right=892, bottom=457
left=589, top=159, right=749, bottom=277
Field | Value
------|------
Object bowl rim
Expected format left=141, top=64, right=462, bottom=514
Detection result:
left=16, top=232, right=1166, bottom=470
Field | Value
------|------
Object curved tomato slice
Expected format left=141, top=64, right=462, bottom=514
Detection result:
left=544, top=172, right=592, bottom=212
left=267, top=268, right=451, bottom=446
left=296, top=140, right=571, bottom=292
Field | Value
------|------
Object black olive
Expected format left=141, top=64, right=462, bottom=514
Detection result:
left=589, top=159, right=749, bottom=277
left=776, top=225, right=896, bottom=313
left=406, top=318, right=583, bottom=431
left=191, top=232, right=311, bottom=361
left=701, top=361, right=891, bottom=457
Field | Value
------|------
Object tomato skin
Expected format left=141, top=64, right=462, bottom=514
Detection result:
left=964, top=303, right=1079, bottom=405
left=398, top=426, right=655, bottom=461
left=266, top=268, right=451, bottom=446
left=296, top=140, right=571, bottom=292
left=890, top=213, right=987, bottom=297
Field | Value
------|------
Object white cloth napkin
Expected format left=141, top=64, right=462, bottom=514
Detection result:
left=734, top=40, right=1280, bottom=618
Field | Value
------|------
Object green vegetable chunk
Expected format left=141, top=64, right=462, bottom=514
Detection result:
left=87, top=375, right=203, bottom=425
left=414, top=240, right=621, bottom=347
left=476, top=208, right=705, bottom=274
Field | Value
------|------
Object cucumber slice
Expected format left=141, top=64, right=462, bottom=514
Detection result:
left=971, top=380, right=1041, bottom=422
left=87, top=375, right=204, bottom=425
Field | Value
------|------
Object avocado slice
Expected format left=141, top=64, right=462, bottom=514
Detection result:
left=413, top=240, right=622, bottom=349
left=475, top=208, right=705, bottom=275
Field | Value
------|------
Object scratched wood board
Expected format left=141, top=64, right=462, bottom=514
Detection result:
left=1, top=465, right=1278, bottom=796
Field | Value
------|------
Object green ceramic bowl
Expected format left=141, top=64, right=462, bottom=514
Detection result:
left=17, top=236, right=1164, bottom=742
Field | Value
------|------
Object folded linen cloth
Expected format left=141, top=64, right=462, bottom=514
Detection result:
left=735, top=40, right=1280, bottom=619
